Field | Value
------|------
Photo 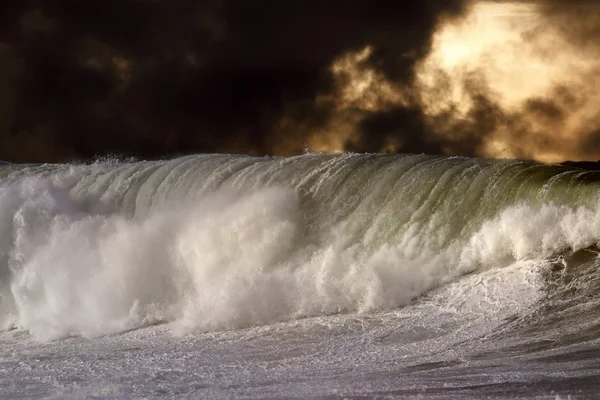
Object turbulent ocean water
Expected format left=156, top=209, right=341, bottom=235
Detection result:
left=1, top=153, right=600, bottom=399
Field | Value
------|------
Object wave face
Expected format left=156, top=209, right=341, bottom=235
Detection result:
left=2, top=153, right=600, bottom=341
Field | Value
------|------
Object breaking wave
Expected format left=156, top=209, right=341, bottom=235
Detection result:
left=1, top=153, right=600, bottom=341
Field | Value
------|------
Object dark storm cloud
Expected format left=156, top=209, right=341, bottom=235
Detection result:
left=0, top=0, right=472, bottom=162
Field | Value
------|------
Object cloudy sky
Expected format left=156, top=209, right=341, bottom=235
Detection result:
left=0, top=0, right=599, bottom=163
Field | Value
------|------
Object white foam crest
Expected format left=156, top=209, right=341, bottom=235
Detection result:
left=462, top=202, right=600, bottom=267
left=1, top=175, right=600, bottom=341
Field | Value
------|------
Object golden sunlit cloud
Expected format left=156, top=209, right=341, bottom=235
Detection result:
left=329, top=46, right=408, bottom=112
left=302, top=46, right=410, bottom=154
left=309, top=0, right=600, bottom=162
left=419, top=2, right=544, bottom=108
left=418, top=1, right=600, bottom=162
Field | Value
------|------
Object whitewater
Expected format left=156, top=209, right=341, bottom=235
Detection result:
left=1, top=153, right=600, bottom=399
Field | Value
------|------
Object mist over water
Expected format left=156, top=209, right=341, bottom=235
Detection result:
left=2, top=153, right=600, bottom=398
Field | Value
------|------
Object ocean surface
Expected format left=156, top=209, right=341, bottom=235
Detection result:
left=1, top=153, right=600, bottom=399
